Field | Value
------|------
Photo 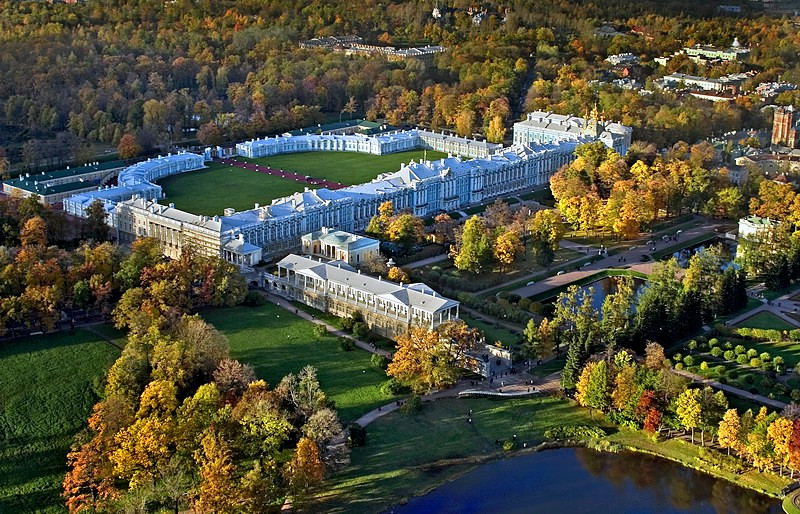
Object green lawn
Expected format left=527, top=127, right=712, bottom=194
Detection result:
left=158, top=162, right=321, bottom=215
left=313, top=396, right=599, bottom=513
left=460, top=314, right=520, bottom=347
left=736, top=311, right=796, bottom=331
left=0, top=330, right=120, bottom=513
left=202, top=303, right=395, bottom=422
left=240, top=149, right=447, bottom=186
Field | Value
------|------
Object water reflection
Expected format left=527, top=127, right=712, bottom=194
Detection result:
left=392, top=448, right=780, bottom=514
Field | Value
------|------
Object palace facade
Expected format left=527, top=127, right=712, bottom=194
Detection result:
left=65, top=113, right=631, bottom=266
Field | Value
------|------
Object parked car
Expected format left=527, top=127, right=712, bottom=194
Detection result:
left=556, top=270, right=565, bottom=276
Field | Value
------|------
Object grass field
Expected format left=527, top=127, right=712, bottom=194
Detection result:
left=202, top=302, right=395, bottom=422
left=313, top=396, right=599, bottom=513
left=735, top=311, right=797, bottom=331
left=241, top=149, right=448, bottom=186
left=158, top=162, right=319, bottom=216
left=0, top=330, right=120, bottom=513
left=460, top=314, right=521, bottom=347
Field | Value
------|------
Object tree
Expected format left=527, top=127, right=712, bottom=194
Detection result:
left=528, top=209, right=565, bottom=252
left=432, top=213, right=455, bottom=244
left=611, top=363, right=638, bottom=413
left=387, top=321, right=481, bottom=393
left=212, top=358, right=256, bottom=399
left=197, top=122, right=224, bottom=146
left=493, top=230, right=522, bottom=271
left=20, top=215, right=47, bottom=247
left=117, top=134, right=143, bottom=160
left=84, top=199, right=109, bottom=241
left=454, top=216, right=492, bottom=273
left=386, top=213, right=424, bottom=250
left=600, top=276, right=635, bottom=351
left=285, top=437, right=325, bottom=505
left=745, top=407, right=776, bottom=471
left=718, top=409, right=742, bottom=456
left=769, top=417, right=794, bottom=476
left=576, top=360, right=610, bottom=417
left=675, top=388, right=702, bottom=444
left=387, top=266, right=409, bottom=283
left=523, top=318, right=555, bottom=362
left=195, top=430, right=241, bottom=513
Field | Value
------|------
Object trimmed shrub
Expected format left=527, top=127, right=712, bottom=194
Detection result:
left=675, top=363, right=684, bottom=370
left=687, top=340, right=698, bottom=352
left=244, top=290, right=266, bottom=306
left=371, top=353, right=389, bottom=370
left=723, top=341, right=733, bottom=350
left=700, top=361, right=709, bottom=371
left=719, top=377, right=728, bottom=385
left=723, top=350, right=735, bottom=361
left=714, top=365, right=726, bottom=376
left=727, top=370, right=739, bottom=380
left=518, top=298, right=532, bottom=310
left=736, top=354, right=749, bottom=365
left=791, top=389, right=800, bottom=402
left=699, top=343, right=709, bottom=352
left=673, top=353, right=683, bottom=363
left=347, top=423, right=367, bottom=448
left=746, top=348, right=758, bottom=359
left=339, top=337, right=356, bottom=351
left=683, top=356, right=694, bottom=367
left=313, top=323, right=328, bottom=338
left=507, top=294, right=521, bottom=304
left=544, top=426, right=606, bottom=441
left=502, top=440, right=517, bottom=451
left=380, top=378, right=410, bottom=395
left=352, top=322, right=370, bottom=340
left=759, top=352, right=771, bottom=362
left=790, top=329, right=800, bottom=341
left=400, top=395, right=422, bottom=414
left=750, top=358, right=762, bottom=368
left=710, top=347, right=723, bottom=358
left=743, top=375, right=754, bottom=385
left=734, top=345, right=746, bottom=355
left=708, top=338, right=720, bottom=348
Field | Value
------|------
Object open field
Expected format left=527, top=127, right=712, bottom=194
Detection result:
left=313, top=396, right=599, bottom=513
left=735, top=311, right=797, bottom=331
left=241, top=149, right=447, bottom=186
left=0, top=330, right=120, bottom=513
left=202, top=302, right=395, bottom=422
left=158, top=162, right=321, bottom=215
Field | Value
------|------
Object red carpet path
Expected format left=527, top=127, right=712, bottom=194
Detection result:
left=217, top=158, right=346, bottom=190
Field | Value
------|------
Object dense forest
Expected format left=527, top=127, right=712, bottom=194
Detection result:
left=1, top=0, right=799, bottom=170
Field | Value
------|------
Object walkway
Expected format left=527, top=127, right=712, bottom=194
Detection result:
left=674, top=369, right=788, bottom=410
left=724, top=288, right=800, bottom=329
left=218, top=158, right=346, bottom=190
left=354, top=369, right=562, bottom=427
left=511, top=221, right=721, bottom=299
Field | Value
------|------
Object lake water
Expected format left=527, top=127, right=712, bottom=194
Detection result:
left=391, top=448, right=780, bottom=514
left=541, top=276, right=646, bottom=313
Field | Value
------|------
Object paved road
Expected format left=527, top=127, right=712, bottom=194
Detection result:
left=724, top=287, right=800, bottom=329
left=218, top=158, right=347, bottom=190
left=511, top=221, right=722, bottom=298
left=674, top=369, right=788, bottom=410
left=354, top=369, right=562, bottom=427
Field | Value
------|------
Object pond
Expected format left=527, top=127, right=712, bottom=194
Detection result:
left=391, top=448, right=780, bottom=514
left=543, top=275, right=646, bottom=313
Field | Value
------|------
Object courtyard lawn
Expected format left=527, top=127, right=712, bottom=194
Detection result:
left=735, top=311, right=797, bottom=331
left=158, top=162, right=319, bottom=216
left=313, top=396, right=600, bottom=514
left=202, top=302, right=394, bottom=422
left=460, top=314, right=520, bottom=347
left=241, top=149, right=448, bottom=186
left=0, top=330, right=120, bottom=513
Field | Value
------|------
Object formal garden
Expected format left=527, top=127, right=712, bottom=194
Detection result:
left=672, top=323, right=800, bottom=404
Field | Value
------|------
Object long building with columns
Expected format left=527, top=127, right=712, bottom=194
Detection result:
left=65, top=113, right=630, bottom=265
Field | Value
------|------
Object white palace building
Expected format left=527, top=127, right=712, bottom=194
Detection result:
left=62, top=112, right=631, bottom=266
